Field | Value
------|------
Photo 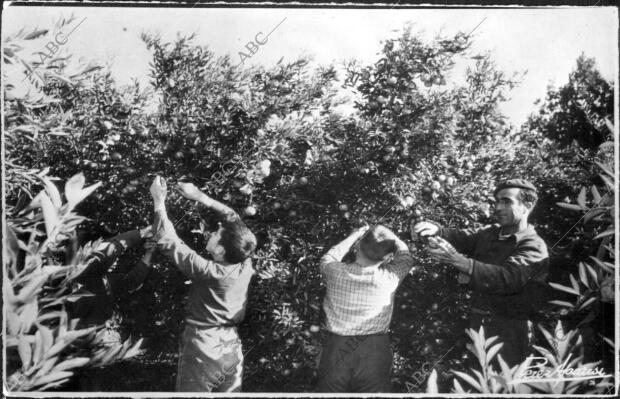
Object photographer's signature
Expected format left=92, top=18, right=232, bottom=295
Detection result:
left=510, top=354, right=612, bottom=385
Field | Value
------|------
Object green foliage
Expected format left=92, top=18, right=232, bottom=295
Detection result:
left=3, top=25, right=143, bottom=392
left=435, top=323, right=613, bottom=394
left=4, top=20, right=614, bottom=393
left=526, top=55, right=614, bottom=149
left=552, top=147, right=615, bottom=309
left=4, top=173, right=143, bottom=392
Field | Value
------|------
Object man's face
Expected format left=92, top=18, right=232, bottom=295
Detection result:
left=494, top=188, right=531, bottom=227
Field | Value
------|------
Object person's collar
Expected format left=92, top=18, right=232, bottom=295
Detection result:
left=496, top=224, right=536, bottom=242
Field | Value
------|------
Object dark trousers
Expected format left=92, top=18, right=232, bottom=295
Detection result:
left=470, top=312, right=533, bottom=368
left=317, top=331, right=392, bottom=393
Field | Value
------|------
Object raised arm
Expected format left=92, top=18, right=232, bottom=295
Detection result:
left=177, top=182, right=239, bottom=221
left=375, top=226, right=413, bottom=280
left=319, top=225, right=369, bottom=269
left=77, top=227, right=150, bottom=283
left=109, top=241, right=156, bottom=297
left=412, top=220, right=479, bottom=255
left=150, top=176, right=216, bottom=280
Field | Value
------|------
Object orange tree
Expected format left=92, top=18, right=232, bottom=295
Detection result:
left=5, top=22, right=606, bottom=392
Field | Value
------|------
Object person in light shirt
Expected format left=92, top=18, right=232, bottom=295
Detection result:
left=317, top=224, right=413, bottom=393
left=150, top=177, right=257, bottom=392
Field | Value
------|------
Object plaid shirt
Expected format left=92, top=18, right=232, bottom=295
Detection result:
left=320, top=244, right=413, bottom=336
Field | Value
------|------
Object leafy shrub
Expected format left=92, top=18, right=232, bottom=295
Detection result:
left=4, top=173, right=143, bottom=392
left=418, top=322, right=613, bottom=395
left=423, top=324, right=613, bottom=394
left=3, top=23, right=142, bottom=392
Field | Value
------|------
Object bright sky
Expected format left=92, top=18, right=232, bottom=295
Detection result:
left=3, top=5, right=618, bottom=126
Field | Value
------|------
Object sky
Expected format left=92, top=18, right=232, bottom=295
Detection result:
left=3, top=5, right=618, bottom=127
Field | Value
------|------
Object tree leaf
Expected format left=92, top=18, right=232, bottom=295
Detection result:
left=39, top=193, right=60, bottom=237
left=41, top=177, right=62, bottom=208
left=23, top=29, right=49, bottom=40
left=578, top=262, right=589, bottom=289
left=556, top=202, right=584, bottom=212
left=122, top=338, right=144, bottom=359
left=4, top=225, right=21, bottom=269
left=31, top=371, right=73, bottom=388
left=16, top=272, right=48, bottom=304
left=18, top=334, right=33, bottom=371
left=584, top=208, right=606, bottom=223
left=549, top=300, right=574, bottom=308
left=584, top=262, right=599, bottom=284
left=38, top=324, right=54, bottom=358
left=577, top=296, right=597, bottom=311
left=577, top=187, right=587, bottom=208
left=486, top=342, right=504, bottom=364
left=591, top=185, right=601, bottom=204
left=65, top=173, right=102, bottom=210
left=569, top=274, right=580, bottom=294
left=595, top=161, right=613, bottom=179
left=53, top=357, right=90, bottom=371
left=453, top=378, right=467, bottom=393
left=54, top=326, right=98, bottom=351
left=594, top=228, right=614, bottom=240
left=19, top=300, right=39, bottom=334
left=64, top=173, right=86, bottom=206
left=589, top=256, right=614, bottom=273
left=425, top=369, right=438, bottom=393
left=37, top=377, right=71, bottom=391
left=453, top=370, right=482, bottom=392
left=35, top=355, right=59, bottom=378
left=554, top=322, right=569, bottom=360
left=47, top=72, right=74, bottom=86
left=599, top=174, right=614, bottom=192
left=548, top=282, right=579, bottom=296
left=603, top=119, right=614, bottom=134
left=602, top=336, right=614, bottom=350
left=99, top=343, right=124, bottom=365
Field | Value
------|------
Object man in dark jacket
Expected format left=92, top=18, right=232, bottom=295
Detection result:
left=412, top=179, right=549, bottom=367
left=71, top=226, right=155, bottom=330
left=67, top=226, right=154, bottom=390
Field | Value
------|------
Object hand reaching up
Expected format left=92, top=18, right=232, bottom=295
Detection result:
left=150, top=176, right=167, bottom=209
left=177, top=182, right=203, bottom=201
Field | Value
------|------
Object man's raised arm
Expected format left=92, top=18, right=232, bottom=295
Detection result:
left=150, top=176, right=215, bottom=280
left=177, top=182, right=239, bottom=221
left=319, top=225, right=369, bottom=270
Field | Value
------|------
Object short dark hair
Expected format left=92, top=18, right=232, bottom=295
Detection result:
left=516, top=188, right=538, bottom=209
left=219, top=219, right=257, bottom=264
left=359, top=226, right=396, bottom=261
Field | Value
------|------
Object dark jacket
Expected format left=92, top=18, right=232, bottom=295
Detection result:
left=440, top=224, right=549, bottom=319
left=71, top=230, right=150, bottom=327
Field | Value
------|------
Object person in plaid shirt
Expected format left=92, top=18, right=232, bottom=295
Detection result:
left=317, top=224, right=413, bottom=393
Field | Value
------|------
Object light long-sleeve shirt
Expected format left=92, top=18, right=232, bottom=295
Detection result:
left=319, top=238, right=414, bottom=336
left=153, top=209, right=254, bottom=327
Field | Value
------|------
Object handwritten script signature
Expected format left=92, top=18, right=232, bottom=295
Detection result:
left=510, top=353, right=612, bottom=385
